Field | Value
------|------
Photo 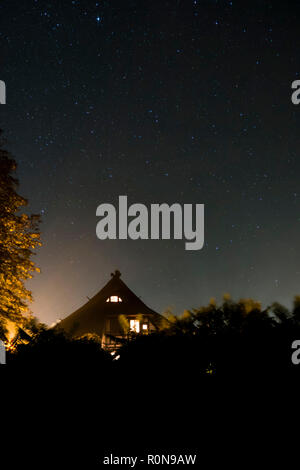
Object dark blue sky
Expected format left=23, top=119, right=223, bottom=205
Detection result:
left=1, top=0, right=300, bottom=325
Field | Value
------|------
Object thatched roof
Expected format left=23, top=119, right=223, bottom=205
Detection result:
left=57, top=270, right=165, bottom=338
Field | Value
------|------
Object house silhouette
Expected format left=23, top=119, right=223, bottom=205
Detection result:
left=58, top=270, right=165, bottom=350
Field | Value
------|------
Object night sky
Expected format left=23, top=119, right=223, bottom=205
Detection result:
left=1, top=0, right=300, bottom=325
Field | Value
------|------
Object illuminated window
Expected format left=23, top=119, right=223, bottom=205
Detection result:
left=129, top=319, right=140, bottom=333
left=142, top=324, right=148, bottom=330
left=106, top=296, right=122, bottom=302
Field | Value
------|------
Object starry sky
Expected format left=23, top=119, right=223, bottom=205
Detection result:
left=1, top=0, right=300, bottom=325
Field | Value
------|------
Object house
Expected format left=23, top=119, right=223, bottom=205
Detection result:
left=58, top=270, right=166, bottom=351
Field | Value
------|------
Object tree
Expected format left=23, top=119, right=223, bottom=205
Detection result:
left=9, top=326, right=112, bottom=370
left=0, top=131, right=41, bottom=337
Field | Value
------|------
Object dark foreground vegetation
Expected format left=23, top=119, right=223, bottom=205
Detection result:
left=4, top=297, right=298, bottom=468
left=6, top=296, right=300, bottom=381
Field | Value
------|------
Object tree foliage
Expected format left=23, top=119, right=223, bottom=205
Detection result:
left=9, top=325, right=112, bottom=369
left=0, top=132, right=41, bottom=334
left=7, top=295, right=300, bottom=381
left=116, top=296, right=300, bottom=380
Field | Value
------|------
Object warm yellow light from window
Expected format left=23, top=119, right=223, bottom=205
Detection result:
left=130, top=319, right=140, bottom=333
left=106, top=296, right=122, bottom=302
